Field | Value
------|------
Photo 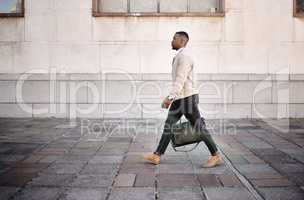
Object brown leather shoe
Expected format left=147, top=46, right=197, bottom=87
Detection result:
left=143, top=153, right=161, bottom=165
left=202, top=154, right=222, bottom=168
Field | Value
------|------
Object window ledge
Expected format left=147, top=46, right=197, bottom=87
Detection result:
left=92, top=12, right=225, bottom=17
left=0, top=13, right=24, bottom=17
left=294, top=13, right=304, bottom=17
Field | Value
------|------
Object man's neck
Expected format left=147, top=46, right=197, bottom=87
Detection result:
left=176, top=47, right=185, bottom=53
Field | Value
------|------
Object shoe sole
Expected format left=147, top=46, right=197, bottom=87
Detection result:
left=145, top=159, right=160, bottom=165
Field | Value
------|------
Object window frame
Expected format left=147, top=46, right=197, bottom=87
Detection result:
left=294, top=0, right=304, bottom=17
left=92, top=0, right=225, bottom=17
left=0, top=0, right=25, bottom=17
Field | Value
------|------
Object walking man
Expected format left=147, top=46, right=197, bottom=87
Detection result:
left=143, top=31, right=222, bottom=168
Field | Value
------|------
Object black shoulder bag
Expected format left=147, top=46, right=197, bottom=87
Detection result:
left=170, top=117, right=208, bottom=152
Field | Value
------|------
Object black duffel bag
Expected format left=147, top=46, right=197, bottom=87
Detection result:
left=170, top=117, right=209, bottom=152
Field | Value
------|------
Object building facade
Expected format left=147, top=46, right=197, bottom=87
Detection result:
left=0, top=0, right=303, bottom=119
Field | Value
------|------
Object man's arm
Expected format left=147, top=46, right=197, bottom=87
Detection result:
left=168, top=54, right=193, bottom=100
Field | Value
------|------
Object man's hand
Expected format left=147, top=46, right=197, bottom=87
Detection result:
left=161, top=96, right=173, bottom=109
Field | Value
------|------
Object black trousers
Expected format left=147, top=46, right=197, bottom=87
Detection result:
left=154, top=94, right=218, bottom=156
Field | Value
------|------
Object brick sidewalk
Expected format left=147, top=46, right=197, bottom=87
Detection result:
left=0, top=118, right=303, bottom=200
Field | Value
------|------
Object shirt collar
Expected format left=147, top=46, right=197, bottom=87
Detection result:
left=174, top=47, right=185, bottom=57
left=177, top=47, right=185, bottom=54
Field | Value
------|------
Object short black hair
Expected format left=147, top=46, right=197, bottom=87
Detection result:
left=175, top=31, right=189, bottom=40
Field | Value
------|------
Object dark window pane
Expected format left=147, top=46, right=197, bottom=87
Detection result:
left=159, top=0, right=188, bottom=13
left=99, top=0, right=128, bottom=13
left=130, top=0, right=158, bottom=13
left=0, top=0, right=22, bottom=13
left=296, top=0, right=304, bottom=14
left=95, top=0, right=225, bottom=15
left=189, top=0, right=219, bottom=12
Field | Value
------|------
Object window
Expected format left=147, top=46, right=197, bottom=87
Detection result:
left=93, top=0, right=225, bottom=17
left=294, top=0, right=304, bottom=17
left=0, top=0, right=24, bottom=17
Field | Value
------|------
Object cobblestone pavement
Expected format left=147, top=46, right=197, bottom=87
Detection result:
left=0, top=118, right=304, bottom=200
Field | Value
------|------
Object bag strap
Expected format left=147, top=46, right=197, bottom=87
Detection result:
left=171, top=142, right=200, bottom=152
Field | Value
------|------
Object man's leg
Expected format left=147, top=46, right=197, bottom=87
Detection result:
left=182, top=94, right=222, bottom=167
left=154, top=100, right=183, bottom=155
left=183, top=95, right=218, bottom=156
left=143, top=99, right=183, bottom=164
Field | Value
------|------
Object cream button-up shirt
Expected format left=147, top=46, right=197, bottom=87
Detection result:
left=168, top=47, right=199, bottom=101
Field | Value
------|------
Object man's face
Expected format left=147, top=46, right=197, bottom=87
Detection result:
left=171, top=34, right=184, bottom=50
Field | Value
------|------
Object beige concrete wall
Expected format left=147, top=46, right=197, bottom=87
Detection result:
left=0, top=73, right=303, bottom=119
left=0, top=0, right=303, bottom=74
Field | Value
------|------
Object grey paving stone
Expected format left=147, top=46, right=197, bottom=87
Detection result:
left=243, top=155, right=265, bottom=164
left=226, top=155, right=249, bottom=164
left=242, top=141, right=273, bottom=149
left=251, top=148, right=282, bottom=155
left=47, top=142, right=77, bottom=148
left=235, top=164, right=278, bottom=174
left=8, top=163, right=49, bottom=174
left=0, top=172, right=38, bottom=186
left=55, top=155, right=91, bottom=163
left=59, top=188, right=108, bottom=200
left=197, top=174, right=222, bottom=187
left=81, top=164, right=120, bottom=175
left=113, top=173, right=136, bottom=187
left=123, top=154, right=148, bottom=164
left=259, top=153, right=297, bottom=164
left=106, top=137, right=132, bottom=143
left=101, top=142, right=130, bottom=149
left=74, top=141, right=103, bottom=149
left=12, top=186, right=63, bottom=200
left=0, top=186, right=20, bottom=200
left=40, top=163, right=85, bottom=174
left=158, top=186, right=204, bottom=200
left=245, top=172, right=284, bottom=179
left=134, top=173, right=155, bottom=187
left=0, top=162, right=11, bottom=173
left=204, top=187, right=255, bottom=200
left=251, top=178, right=295, bottom=187
left=157, top=174, right=200, bottom=187
left=0, top=147, right=11, bottom=154
left=89, top=155, right=124, bottom=164
left=287, top=173, right=304, bottom=186
left=108, top=187, right=154, bottom=200
left=194, top=164, right=234, bottom=175
left=160, top=154, right=190, bottom=164
left=29, top=174, right=75, bottom=187
left=5, top=143, right=41, bottom=155
left=158, top=163, right=194, bottom=174
left=35, top=147, right=69, bottom=156
left=96, top=148, right=128, bottom=155
left=272, top=163, right=304, bottom=174
left=0, top=155, right=26, bottom=162
left=258, top=187, right=304, bottom=200
left=70, top=174, right=114, bottom=188
left=120, top=163, right=155, bottom=174
left=21, top=155, right=45, bottom=163
left=38, top=155, right=61, bottom=163
left=217, top=174, right=243, bottom=187
left=69, top=148, right=98, bottom=156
